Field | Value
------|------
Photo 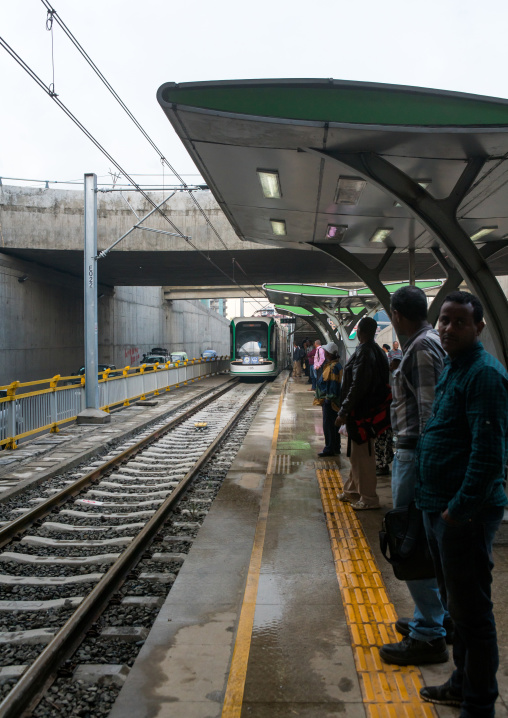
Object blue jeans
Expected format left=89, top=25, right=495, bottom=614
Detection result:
left=391, top=448, right=447, bottom=641
left=310, top=365, right=317, bottom=390
left=423, top=506, right=504, bottom=718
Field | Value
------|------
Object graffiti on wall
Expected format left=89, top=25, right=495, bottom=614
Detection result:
left=124, top=347, right=140, bottom=366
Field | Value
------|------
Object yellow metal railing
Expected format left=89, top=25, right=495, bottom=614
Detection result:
left=0, top=356, right=229, bottom=450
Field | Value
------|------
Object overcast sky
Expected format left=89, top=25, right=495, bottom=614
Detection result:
left=2, top=0, right=508, bottom=191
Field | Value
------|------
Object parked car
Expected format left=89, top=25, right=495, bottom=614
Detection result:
left=75, top=363, right=121, bottom=377
left=201, top=349, right=218, bottom=359
left=142, top=354, right=170, bottom=365
left=170, top=352, right=188, bottom=363
left=149, top=347, right=169, bottom=355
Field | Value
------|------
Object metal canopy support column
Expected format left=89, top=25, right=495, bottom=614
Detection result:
left=305, top=309, right=333, bottom=343
left=308, top=148, right=508, bottom=366
left=308, top=307, right=339, bottom=343
left=427, top=248, right=464, bottom=326
left=303, top=317, right=329, bottom=343
left=280, top=312, right=328, bottom=344
left=77, top=173, right=110, bottom=425
left=311, top=241, right=394, bottom=317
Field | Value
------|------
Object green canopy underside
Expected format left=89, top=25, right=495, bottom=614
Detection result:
left=265, top=283, right=349, bottom=296
left=162, top=85, right=508, bottom=127
left=276, top=305, right=320, bottom=316
left=276, top=305, right=364, bottom=316
left=356, top=280, right=442, bottom=295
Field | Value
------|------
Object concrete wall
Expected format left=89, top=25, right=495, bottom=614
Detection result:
left=0, top=253, right=229, bottom=386
left=0, top=184, right=260, bottom=253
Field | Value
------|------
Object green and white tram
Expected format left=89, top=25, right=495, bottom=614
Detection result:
left=229, top=316, right=287, bottom=378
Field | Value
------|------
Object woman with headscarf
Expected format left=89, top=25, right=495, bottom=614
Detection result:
left=313, top=342, right=343, bottom=457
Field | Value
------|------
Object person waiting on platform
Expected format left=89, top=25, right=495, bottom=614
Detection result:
left=375, top=338, right=394, bottom=477
left=314, top=339, right=326, bottom=375
left=379, top=284, right=449, bottom=667
left=302, top=340, right=311, bottom=380
left=416, top=291, right=508, bottom=717
left=388, top=340, right=403, bottom=372
left=292, top=342, right=304, bottom=378
left=313, top=343, right=343, bottom=457
left=335, top=317, right=389, bottom=510
left=307, top=341, right=318, bottom=391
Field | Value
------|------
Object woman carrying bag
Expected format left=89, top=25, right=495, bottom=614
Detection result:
left=313, top=343, right=343, bottom=457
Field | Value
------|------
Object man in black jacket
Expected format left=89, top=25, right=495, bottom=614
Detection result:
left=292, top=342, right=304, bottom=378
left=335, top=316, right=388, bottom=510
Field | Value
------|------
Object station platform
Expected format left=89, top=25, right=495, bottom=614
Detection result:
left=108, top=372, right=508, bottom=718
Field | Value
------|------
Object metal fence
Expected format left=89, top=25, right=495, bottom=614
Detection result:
left=0, top=357, right=230, bottom=449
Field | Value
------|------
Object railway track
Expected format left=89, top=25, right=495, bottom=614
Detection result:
left=0, top=379, right=268, bottom=717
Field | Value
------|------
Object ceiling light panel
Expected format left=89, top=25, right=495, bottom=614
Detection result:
left=257, top=170, right=282, bottom=199
left=470, top=226, right=497, bottom=241
left=325, top=224, right=348, bottom=241
left=370, top=228, right=393, bottom=243
left=270, top=219, right=286, bottom=236
left=334, top=177, right=366, bottom=205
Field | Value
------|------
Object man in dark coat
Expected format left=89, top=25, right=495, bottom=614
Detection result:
left=335, top=316, right=388, bottom=510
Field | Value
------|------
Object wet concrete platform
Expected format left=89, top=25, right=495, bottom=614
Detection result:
left=103, top=374, right=508, bottom=717
left=0, top=375, right=231, bottom=501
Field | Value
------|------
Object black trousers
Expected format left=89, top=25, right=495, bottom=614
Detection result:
left=322, top=402, right=341, bottom=455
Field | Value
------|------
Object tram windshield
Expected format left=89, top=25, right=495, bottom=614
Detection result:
left=235, top=322, right=268, bottom=358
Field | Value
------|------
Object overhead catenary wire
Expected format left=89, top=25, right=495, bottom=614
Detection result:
left=0, top=34, right=264, bottom=305
left=38, top=0, right=266, bottom=298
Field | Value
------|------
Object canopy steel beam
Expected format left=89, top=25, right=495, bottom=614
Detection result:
left=307, top=148, right=508, bottom=365
left=305, top=307, right=334, bottom=343
left=427, top=248, right=465, bottom=326
left=312, top=240, right=393, bottom=317
left=280, top=311, right=329, bottom=344
left=309, top=305, right=340, bottom=343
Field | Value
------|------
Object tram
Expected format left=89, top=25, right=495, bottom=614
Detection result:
left=229, top=316, right=288, bottom=378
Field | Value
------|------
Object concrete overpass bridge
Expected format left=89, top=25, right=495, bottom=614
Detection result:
left=0, top=183, right=469, bottom=292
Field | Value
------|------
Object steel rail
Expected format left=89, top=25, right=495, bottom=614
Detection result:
left=0, top=380, right=267, bottom=718
left=0, top=379, right=238, bottom=550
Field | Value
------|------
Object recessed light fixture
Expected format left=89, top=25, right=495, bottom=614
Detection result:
left=394, top=180, right=431, bottom=207
left=370, top=228, right=393, bottom=243
left=334, top=177, right=366, bottom=205
left=325, top=224, right=348, bottom=240
left=257, top=170, right=282, bottom=199
left=470, top=226, right=497, bottom=242
left=270, top=219, right=286, bottom=236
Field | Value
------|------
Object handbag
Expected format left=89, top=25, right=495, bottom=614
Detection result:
left=379, top=501, right=435, bottom=580
left=348, top=383, right=392, bottom=444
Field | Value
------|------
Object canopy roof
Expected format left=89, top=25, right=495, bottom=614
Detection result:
left=158, top=78, right=508, bottom=270
left=159, top=80, right=508, bottom=127
left=158, top=78, right=508, bottom=363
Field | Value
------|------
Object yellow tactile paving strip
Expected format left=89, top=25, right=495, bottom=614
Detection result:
left=316, top=462, right=438, bottom=718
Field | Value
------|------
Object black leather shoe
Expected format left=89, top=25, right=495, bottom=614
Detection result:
left=420, top=680, right=462, bottom=706
left=379, top=636, right=448, bottom=665
left=395, top=616, right=454, bottom=645
left=317, top=451, right=335, bottom=457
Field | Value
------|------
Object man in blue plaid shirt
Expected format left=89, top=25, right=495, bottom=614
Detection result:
left=416, top=291, right=508, bottom=718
